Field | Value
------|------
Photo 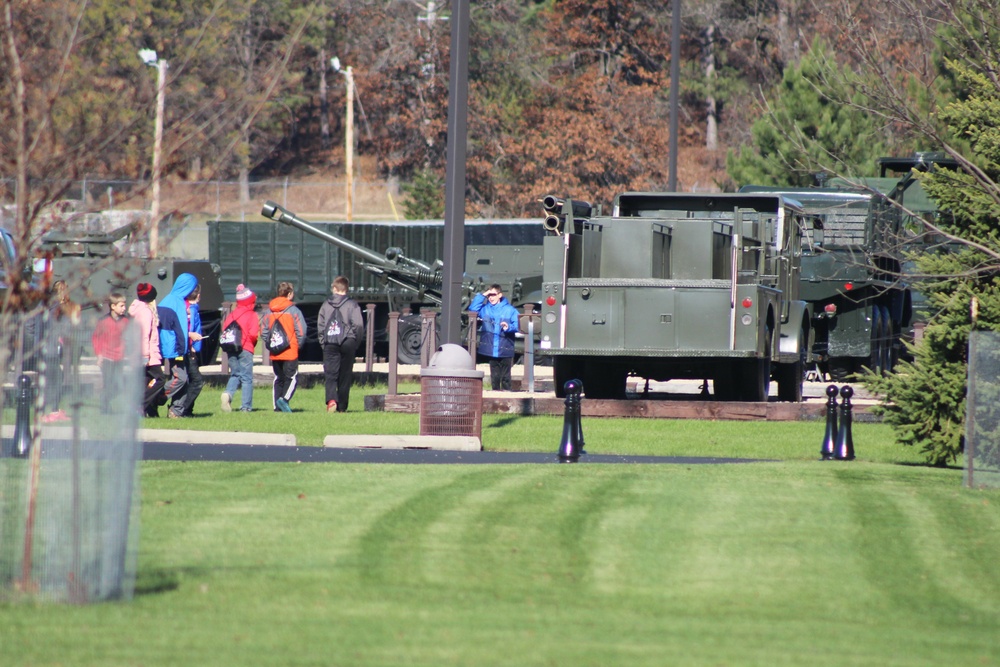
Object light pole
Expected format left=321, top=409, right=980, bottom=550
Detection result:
left=331, top=57, right=354, bottom=221
left=139, top=49, right=167, bottom=257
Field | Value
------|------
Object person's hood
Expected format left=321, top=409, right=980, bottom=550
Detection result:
left=326, top=293, right=349, bottom=308
left=128, top=299, right=154, bottom=318
left=269, top=295, right=295, bottom=312
left=235, top=293, right=257, bottom=311
left=168, top=273, right=199, bottom=300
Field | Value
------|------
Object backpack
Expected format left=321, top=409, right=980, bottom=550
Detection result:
left=325, top=305, right=349, bottom=346
left=219, top=318, right=243, bottom=355
left=266, top=311, right=292, bottom=355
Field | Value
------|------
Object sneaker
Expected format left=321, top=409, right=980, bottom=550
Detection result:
left=326, top=400, right=338, bottom=413
left=220, top=393, right=232, bottom=412
left=240, top=407, right=252, bottom=413
left=276, top=398, right=292, bottom=413
left=167, top=410, right=182, bottom=420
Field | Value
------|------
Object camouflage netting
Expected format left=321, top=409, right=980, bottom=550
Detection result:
left=966, top=331, right=1000, bottom=489
left=0, top=309, right=142, bottom=602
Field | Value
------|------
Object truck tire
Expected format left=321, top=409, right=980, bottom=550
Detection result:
left=740, top=326, right=772, bottom=402
left=776, top=321, right=807, bottom=402
left=879, top=305, right=895, bottom=374
left=713, top=367, right=741, bottom=401
left=553, top=357, right=581, bottom=398
left=868, top=307, right=884, bottom=376
left=586, top=365, right=627, bottom=400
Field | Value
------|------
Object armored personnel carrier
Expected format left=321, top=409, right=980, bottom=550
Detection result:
left=32, top=207, right=224, bottom=363
left=539, top=193, right=812, bottom=401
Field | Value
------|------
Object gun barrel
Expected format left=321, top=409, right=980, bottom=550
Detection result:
left=261, top=201, right=390, bottom=267
left=541, top=195, right=593, bottom=218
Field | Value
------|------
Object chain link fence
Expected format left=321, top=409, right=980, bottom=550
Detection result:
left=0, top=309, right=143, bottom=602
left=965, top=330, right=1000, bottom=489
left=0, top=177, right=401, bottom=222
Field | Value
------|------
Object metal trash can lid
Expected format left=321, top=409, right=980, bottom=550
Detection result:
left=420, top=343, right=484, bottom=379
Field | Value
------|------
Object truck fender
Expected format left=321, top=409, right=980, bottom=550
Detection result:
left=779, top=300, right=811, bottom=358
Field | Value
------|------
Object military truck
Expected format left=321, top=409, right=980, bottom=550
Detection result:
left=738, top=187, right=906, bottom=380
left=207, top=202, right=544, bottom=364
left=539, top=192, right=812, bottom=401
left=740, top=152, right=959, bottom=380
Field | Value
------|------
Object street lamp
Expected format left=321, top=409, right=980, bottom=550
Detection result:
left=139, top=49, right=167, bottom=257
left=331, top=57, right=354, bottom=222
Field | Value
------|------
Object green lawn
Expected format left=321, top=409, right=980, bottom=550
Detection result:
left=3, top=385, right=999, bottom=666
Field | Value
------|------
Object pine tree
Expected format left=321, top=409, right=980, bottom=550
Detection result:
left=864, top=57, right=1000, bottom=466
left=726, top=39, right=893, bottom=187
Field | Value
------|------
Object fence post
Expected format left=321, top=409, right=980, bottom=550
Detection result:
left=420, top=309, right=437, bottom=368
left=387, top=311, right=399, bottom=396
left=365, top=303, right=376, bottom=373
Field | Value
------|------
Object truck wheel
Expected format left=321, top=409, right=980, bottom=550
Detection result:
left=880, top=305, right=895, bottom=374
left=714, top=368, right=740, bottom=401
left=868, top=307, right=884, bottom=376
left=828, top=359, right=855, bottom=382
left=741, top=326, right=772, bottom=402
left=586, top=366, right=627, bottom=400
left=553, top=357, right=580, bottom=398
left=776, top=322, right=807, bottom=402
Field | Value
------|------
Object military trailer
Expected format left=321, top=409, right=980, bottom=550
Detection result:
left=208, top=203, right=544, bottom=364
left=539, top=193, right=812, bottom=401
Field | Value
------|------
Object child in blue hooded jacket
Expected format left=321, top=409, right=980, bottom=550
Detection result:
left=157, top=273, right=202, bottom=418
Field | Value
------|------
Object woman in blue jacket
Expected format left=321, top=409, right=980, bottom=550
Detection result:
left=468, top=284, right=520, bottom=391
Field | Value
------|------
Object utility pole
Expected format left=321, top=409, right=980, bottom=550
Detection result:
left=668, top=0, right=681, bottom=192
left=139, top=49, right=167, bottom=258
left=345, top=66, right=354, bottom=222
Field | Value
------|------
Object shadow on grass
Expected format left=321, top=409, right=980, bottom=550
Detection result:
left=134, top=569, right=181, bottom=596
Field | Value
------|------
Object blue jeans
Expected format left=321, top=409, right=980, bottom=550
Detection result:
left=225, top=349, right=254, bottom=411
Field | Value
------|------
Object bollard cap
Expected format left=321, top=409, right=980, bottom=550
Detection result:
left=420, top=343, right=484, bottom=379
left=826, top=384, right=839, bottom=398
left=840, top=385, right=854, bottom=399
left=563, top=378, right=583, bottom=396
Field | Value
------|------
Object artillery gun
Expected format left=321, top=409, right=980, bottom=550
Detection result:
left=259, top=201, right=543, bottom=364
left=538, top=192, right=812, bottom=401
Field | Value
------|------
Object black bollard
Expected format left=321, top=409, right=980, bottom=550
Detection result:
left=820, top=384, right=838, bottom=460
left=834, top=385, right=855, bottom=460
left=12, top=373, right=33, bottom=458
left=558, top=379, right=584, bottom=462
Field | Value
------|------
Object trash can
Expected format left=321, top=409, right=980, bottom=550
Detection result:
left=420, top=344, right=484, bottom=439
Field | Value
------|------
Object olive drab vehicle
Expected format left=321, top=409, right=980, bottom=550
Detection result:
left=34, top=210, right=224, bottom=363
left=246, top=202, right=543, bottom=364
left=539, top=193, right=812, bottom=401
left=740, top=152, right=959, bottom=380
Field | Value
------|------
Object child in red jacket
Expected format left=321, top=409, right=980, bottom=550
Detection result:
left=91, top=293, right=131, bottom=414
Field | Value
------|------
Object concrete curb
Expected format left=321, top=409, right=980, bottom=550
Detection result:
left=323, top=434, right=481, bottom=451
left=139, top=429, right=297, bottom=447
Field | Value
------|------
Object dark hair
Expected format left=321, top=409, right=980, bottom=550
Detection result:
left=277, top=281, right=295, bottom=298
left=332, top=276, right=349, bottom=292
